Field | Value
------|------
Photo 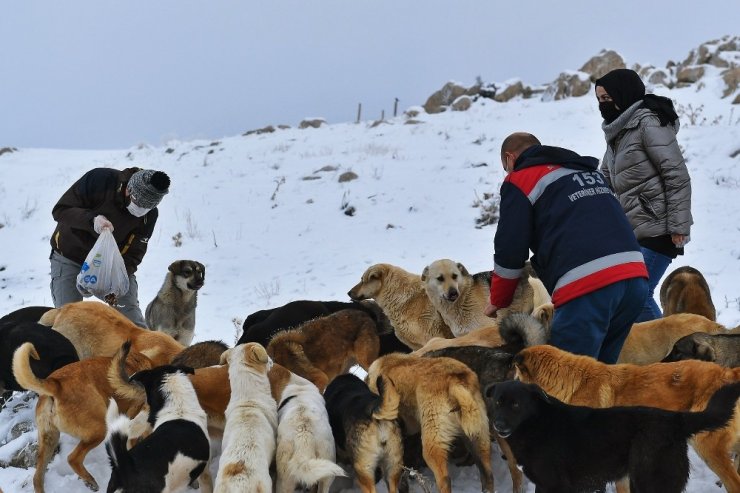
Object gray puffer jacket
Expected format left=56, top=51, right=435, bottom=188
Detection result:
left=600, top=103, right=692, bottom=241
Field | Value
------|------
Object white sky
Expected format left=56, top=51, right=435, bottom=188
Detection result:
left=1, top=0, right=738, bottom=149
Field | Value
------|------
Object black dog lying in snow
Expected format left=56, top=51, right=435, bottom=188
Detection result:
left=487, top=380, right=740, bottom=493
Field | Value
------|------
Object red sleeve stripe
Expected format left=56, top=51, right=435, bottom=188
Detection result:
left=490, top=273, right=520, bottom=308
left=507, top=165, right=562, bottom=196
left=552, top=262, right=648, bottom=307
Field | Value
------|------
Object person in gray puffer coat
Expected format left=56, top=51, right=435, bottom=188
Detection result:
left=595, top=68, right=692, bottom=322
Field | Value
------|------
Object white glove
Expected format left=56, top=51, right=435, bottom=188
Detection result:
left=93, top=215, right=114, bottom=234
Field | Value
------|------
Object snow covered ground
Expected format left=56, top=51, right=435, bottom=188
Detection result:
left=0, top=65, right=738, bottom=492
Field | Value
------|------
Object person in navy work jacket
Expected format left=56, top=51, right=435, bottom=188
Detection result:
left=484, top=132, right=649, bottom=363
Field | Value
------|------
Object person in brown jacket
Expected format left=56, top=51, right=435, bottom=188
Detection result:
left=49, top=167, right=170, bottom=327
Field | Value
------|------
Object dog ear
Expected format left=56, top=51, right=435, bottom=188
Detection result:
left=168, top=261, right=180, bottom=274
left=456, top=262, right=469, bottom=277
left=367, top=264, right=386, bottom=281
left=483, top=383, right=496, bottom=399
left=176, top=365, right=195, bottom=375
left=534, top=384, right=551, bottom=403
left=421, top=266, right=429, bottom=282
left=693, top=340, right=716, bottom=362
left=219, top=348, right=232, bottom=365
left=249, top=344, right=269, bottom=365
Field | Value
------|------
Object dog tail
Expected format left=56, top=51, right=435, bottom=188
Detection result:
left=680, top=382, right=740, bottom=437
left=37, top=308, right=60, bottom=326
left=107, top=341, right=147, bottom=402
left=12, top=342, right=61, bottom=396
left=286, top=458, right=346, bottom=488
left=105, top=399, right=136, bottom=476
left=450, top=382, right=489, bottom=442
left=499, top=312, right=549, bottom=348
left=372, top=375, right=400, bottom=421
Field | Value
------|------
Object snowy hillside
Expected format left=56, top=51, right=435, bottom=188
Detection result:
left=1, top=45, right=739, bottom=492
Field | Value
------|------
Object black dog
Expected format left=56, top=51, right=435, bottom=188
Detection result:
left=487, top=380, right=740, bottom=493
left=239, top=299, right=411, bottom=355
left=0, top=305, right=54, bottom=326
left=105, top=364, right=210, bottom=493
left=0, top=319, right=78, bottom=399
left=324, top=373, right=405, bottom=493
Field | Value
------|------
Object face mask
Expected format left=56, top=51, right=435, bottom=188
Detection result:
left=127, top=201, right=151, bottom=217
left=599, top=101, right=621, bottom=123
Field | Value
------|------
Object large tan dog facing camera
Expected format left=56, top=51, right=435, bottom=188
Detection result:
left=39, top=301, right=184, bottom=365
left=146, top=259, right=206, bottom=346
left=422, top=259, right=550, bottom=336
left=514, top=345, right=740, bottom=493
left=348, top=263, right=454, bottom=350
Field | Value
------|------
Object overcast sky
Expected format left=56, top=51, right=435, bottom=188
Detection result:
left=2, top=1, right=738, bottom=150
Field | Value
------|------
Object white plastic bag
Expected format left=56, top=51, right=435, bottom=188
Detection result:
left=76, top=229, right=130, bottom=305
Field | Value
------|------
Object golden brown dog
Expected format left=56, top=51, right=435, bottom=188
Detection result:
left=348, top=263, right=454, bottom=349
left=422, top=259, right=550, bottom=336
left=617, top=313, right=726, bottom=364
left=413, top=303, right=554, bottom=356
left=39, top=301, right=185, bottom=365
left=267, top=309, right=380, bottom=392
left=367, top=353, right=494, bottom=493
left=514, top=345, right=740, bottom=493
left=659, top=265, right=717, bottom=321
left=13, top=342, right=151, bottom=493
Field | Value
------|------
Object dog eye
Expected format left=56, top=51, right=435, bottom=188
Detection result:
left=451, top=274, right=457, bottom=280
left=512, top=401, right=520, bottom=409
left=436, top=275, right=444, bottom=282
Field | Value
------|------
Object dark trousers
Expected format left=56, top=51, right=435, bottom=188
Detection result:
left=549, top=277, right=649, bottom=364
left=635, top=246, right=673, bottom=322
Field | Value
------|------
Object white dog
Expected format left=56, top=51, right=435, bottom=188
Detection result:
left=268, top=363, right=346, bottom=493
left=214, top=343, right=278, bottom=493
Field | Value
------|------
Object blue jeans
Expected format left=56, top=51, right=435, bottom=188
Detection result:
left=635, top=247, right=673, bottom=323
left=549, top=277, right=649, bottom=364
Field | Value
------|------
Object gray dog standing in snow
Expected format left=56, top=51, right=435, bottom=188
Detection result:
left=146, top=260, right=205, bottom=346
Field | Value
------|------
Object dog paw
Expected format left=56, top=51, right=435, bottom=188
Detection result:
left=84, top=479, right=99, bottom=492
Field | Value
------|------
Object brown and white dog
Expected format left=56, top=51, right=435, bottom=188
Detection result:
left=348, top=263, right=454, bottom=349
left=215, top=343, right=277, bottom=493
left=12, top=342, right=151, bottom=493
left=145, top=260, right=206, bottom=346
left=268, top=363, right=345, bottom=493
left=422, top=259, right=550, bottom=336
left=659, top=265, right=717, bottom=321
left=367, top=353, right=494, bottom=493
left=39, top=301, right=184, bottom=365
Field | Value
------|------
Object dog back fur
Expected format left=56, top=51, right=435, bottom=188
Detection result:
left=145, top=260, right=205, bottom=346
left=617, top=313, right=726, bottom=364
left=267, top=309, right=380, bottom=392
left=348, top=263, right=454, bottom=349
left=171, top=340, right=229, bottom=368
left=268, top=363, right=345, bottom=493
left=660, top=265, right=716, bottom=321
left=514, top=344, right=740, bottom=491
left=40, top=301, right=185, bottom=365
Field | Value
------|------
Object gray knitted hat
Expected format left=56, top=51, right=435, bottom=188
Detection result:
left=127, top=170, right=170, bottom=209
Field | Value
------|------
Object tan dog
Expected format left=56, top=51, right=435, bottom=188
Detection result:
left=348, top=263, right=454, bottom=349
left=514, top=345, right=740, bottom=493
left=267, top=309, right=380, bottom=392
left=367, top=353, right=494, bottom=493
left=659, top=265, right=717, bottom=321
left=617, top=313, right=726, bottom=364
left=13, top=342, right=151, bottom=493
left=422, top=259, right=550, bottom=336
left=39, top=301, right=185, bottom=365
left=413, top=302, right=554, bottom=356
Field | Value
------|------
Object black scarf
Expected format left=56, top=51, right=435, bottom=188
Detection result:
left=595, top=68, right=678, bottom=127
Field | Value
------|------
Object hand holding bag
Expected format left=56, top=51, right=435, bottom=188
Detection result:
left=76, top=229, right=130, bottom=305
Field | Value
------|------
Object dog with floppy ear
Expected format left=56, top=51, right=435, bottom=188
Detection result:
left=348, top=263, right=454, bottom=349
left=39, top=301, right=185, bottom=365
left=268, top=362, right=345, bottom=493
left=12, top=341, right=151, bottom=493
left=105, top=364, right=210, bottom=493
left=660, top=265, right=716, bottom=321
left=662, top=332, right=740, bottom=367
left=367, top=353, right=494, bottom=493
left=145, top=260, right=206, bottom=346
left=215, top=343, right=278, bottom=493
left=422, top=259, right=549, bottom=336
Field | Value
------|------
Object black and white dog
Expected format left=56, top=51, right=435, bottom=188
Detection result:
left=105, top=365, right=210, bottom=493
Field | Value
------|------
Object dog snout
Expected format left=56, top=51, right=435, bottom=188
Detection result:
left=445, top=288, right=459, bottom=302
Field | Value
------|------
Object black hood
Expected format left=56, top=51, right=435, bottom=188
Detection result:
left=514, top=145, right=598, bottom=172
